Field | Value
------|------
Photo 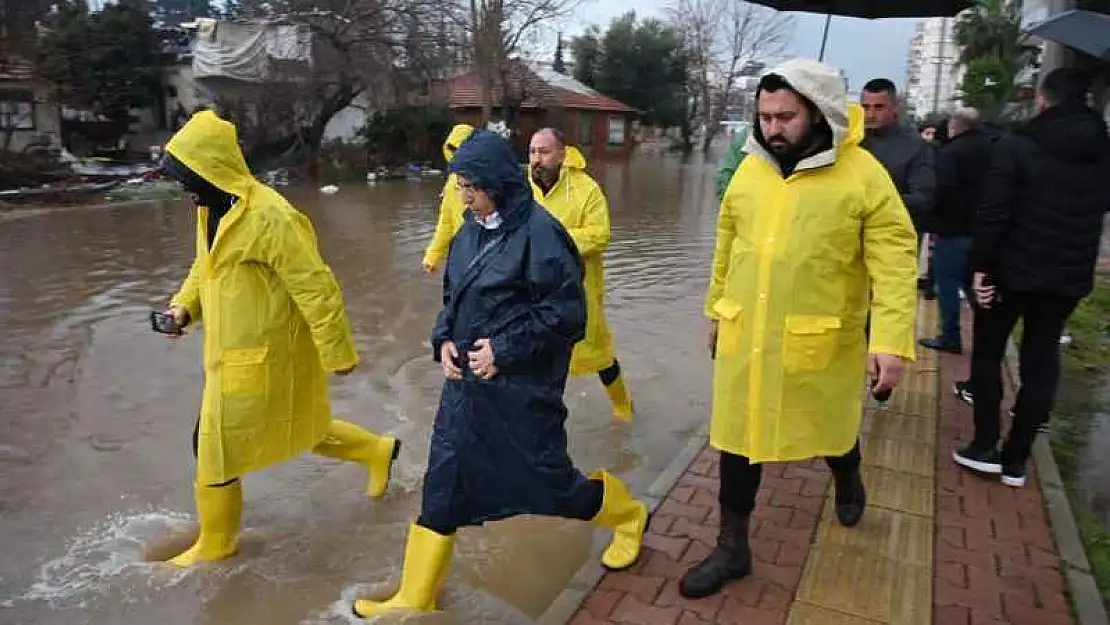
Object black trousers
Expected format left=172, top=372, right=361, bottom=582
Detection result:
left=970, top=290, right=1079, bottom=467
left=718, top=440, right=862, bottom=516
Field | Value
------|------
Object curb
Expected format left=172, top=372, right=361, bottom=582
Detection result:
left=534, top=423, right=710, bottom=625
left=1004, top=340, right=1109, bottom=625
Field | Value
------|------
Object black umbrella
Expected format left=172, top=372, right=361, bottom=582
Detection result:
left=747, top=0, right=977, bottom=60
left=1024, top=9, right=1110, bottom=61
left=747, top=0, right=974, bottom=19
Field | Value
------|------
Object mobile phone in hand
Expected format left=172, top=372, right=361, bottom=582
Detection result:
left=150, top=311, right=184, bottom=335
left=870, top=378, right=891, bottom=403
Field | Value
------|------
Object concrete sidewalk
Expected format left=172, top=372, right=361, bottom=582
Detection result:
left=563, top=303, right=1080, bottom=625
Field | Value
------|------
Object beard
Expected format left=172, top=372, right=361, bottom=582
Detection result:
left=532, top=165, right=558, bottom=187
left=764, top=135, right=795, bottom=156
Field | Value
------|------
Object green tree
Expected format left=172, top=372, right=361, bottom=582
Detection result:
left=954, top=0, right=1037, bottom=118
left=34, top=0, right=164, bottom=141
left=0, top=0, right=54, bottom=56
left=571, top=12, right=689, bottom=128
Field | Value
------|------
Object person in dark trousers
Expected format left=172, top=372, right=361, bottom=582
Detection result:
left=682, top=59, right=918, bottom=601
left=352, top=130, right=648, bottom=619
left=860, top=78, right=937, bottom=293
left=955, top=68, right=1110, bottom=488
left=919, top=108, right=994, bottom=355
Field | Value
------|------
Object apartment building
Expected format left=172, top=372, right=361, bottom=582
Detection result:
left=904, top=18, right=961, bottom=117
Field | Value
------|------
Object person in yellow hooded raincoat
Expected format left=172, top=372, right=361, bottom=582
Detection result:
left=678, top=60, right=918, bottom=600
left=159, top=109, right=402, bottom=567
left=421, top=124, right=475, bottom=274
left=528, top=128, right=634, bottom=421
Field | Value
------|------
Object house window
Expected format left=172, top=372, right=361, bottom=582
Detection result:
left=0, top=91, right=35, bottom=131
left=578, top=112, right=594, bottom=145
left=607, top=115, right=625, bottom=146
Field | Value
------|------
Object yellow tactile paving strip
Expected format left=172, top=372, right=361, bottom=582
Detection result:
left=787, top=304, right=939, bottom=625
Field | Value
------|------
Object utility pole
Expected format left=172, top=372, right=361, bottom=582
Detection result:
left=932, top=18, right=948, bottom=113
left=818, top=13, right=832, bottom=62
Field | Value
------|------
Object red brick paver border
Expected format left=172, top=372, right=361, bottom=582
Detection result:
left=566, top=302, right=1080, bottom=625
left=932, top=317, right=1074, bottom=625
left=570, top=453, right=829, bottom=625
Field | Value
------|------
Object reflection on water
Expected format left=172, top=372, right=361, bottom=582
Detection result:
left=0, top=153, right=720, bottom=624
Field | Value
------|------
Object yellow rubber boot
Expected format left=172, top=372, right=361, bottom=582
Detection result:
left=312, top=420, right=400, bottom=499
left=353, top=523, right=455, bottom=618
left=169, top=480, right=242, bottom=567
left=591, top=470, right=648, bottom=570
left=604, top=375, right=634, bottom=422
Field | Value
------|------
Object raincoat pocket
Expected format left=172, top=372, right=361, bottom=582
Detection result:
left=221, top=347, right=269, bottom=396
left=712, top=298, right=743, bottom=358
left=782, top=316, right=840, bottom=373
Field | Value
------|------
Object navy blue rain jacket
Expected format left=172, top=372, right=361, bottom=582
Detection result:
left=420, top=130, right=594, bottom=531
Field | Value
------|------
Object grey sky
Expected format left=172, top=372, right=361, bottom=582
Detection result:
left=559, top=1, right=921, bottom=95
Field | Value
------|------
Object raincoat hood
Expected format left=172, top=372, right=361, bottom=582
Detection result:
left=449, top=130, right=533, bottom=226
left=165, top=110, right=256, bottom=199
left=746, top=59, right=865, bottom=170
left=562, top=145, right=587, bottom=170
left=442, top=124, right=475, bottom=163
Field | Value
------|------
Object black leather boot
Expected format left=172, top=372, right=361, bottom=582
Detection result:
left=678, top=508, right=752, bottom=598
left=833, top=467, right=867, bottom=527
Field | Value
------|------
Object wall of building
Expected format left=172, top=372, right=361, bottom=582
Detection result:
left=1, top=82, right=62, bottom=153
left=450, top=108, right=635, bottom=161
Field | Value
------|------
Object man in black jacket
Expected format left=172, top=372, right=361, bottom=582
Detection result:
left=919, top=108, right=994, bottom=355
left=954, top=68, right=1110, bottom=487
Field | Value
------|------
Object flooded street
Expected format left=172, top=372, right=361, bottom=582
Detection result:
left=0, top=153, right=720, bottom=625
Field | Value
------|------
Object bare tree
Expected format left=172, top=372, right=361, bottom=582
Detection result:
left=204, top=0, right=449, bottom=164
left=668, top=0, right=793, bottom=153
left=449, top=0, right=583, bottom=124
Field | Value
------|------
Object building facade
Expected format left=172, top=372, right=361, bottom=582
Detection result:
left=904, top=18, right=962, bottom=117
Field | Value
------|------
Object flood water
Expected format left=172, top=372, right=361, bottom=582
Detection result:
left=0, top=153, right=721, bottom=625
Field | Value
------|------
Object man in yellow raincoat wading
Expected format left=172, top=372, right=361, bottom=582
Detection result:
left=528, top=128, right=634, bottom=421
left=421, top=124, right=476, bottom=274
left=679, top=60, right=918, bottom=599
left=159, top=110, right=402, bottom=567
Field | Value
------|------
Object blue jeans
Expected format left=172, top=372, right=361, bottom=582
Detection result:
left=932, top=235, right=972, bottom=347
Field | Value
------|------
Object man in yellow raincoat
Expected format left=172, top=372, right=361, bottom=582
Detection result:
left=528, top=128, right=634, bottom=421
left=421, top=124, right=475, bottom=274
left=160, top=110, right=402, bottom=567
left=679, top=60, right=918, bottom=600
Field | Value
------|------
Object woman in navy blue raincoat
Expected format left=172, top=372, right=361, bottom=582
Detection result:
left=354, top=131, right=649, bottom=619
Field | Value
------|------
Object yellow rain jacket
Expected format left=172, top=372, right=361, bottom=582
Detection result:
left=708, top=60, right=918, bottom=463
left=530, top=146, right=617, bottom=375
left=167, top=110, right=359, bottom=485
left=422, top=124, right=475, bottom=270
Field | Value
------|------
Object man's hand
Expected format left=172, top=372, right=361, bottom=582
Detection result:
left=868, top=353, right=906, bottom=395
left=334, top=364, right=357, bottom=376
left=708, top=321, right=719, bottom=358
left=163, top=306, right=190, bottom=340
left=441, top=341, right=462, bottom=380
left=422, top=262, right=438, bottom=275
left=972, top=272, right=995, bottom=309
left=468, top=338, right=498, bottom=380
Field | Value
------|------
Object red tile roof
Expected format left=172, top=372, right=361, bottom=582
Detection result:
left=0, top=55, right=34, bottom=82
left=444, top=59, right=638, bottom=114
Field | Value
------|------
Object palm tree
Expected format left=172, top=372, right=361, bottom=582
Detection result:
left=953, top=0, right=1030, bottom=66
left=953, top=0, right=1038, bottom=118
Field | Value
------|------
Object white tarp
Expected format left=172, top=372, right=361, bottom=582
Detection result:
left=192, top=18, right=313, bottom=83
